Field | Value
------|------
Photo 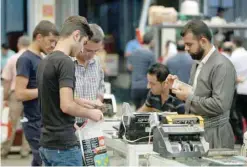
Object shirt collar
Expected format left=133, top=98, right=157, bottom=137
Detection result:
left=201, top=45, right=216, bottom=65
left=73, top=57, right=96, bottom=66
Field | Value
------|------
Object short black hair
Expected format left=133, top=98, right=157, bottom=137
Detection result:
left=180, top=20, right=212, bottom=42
left=148, top=63, right=170, bottom=82
left=1, top=43, right=9, bottom=50
left=217, top=7, right=225, bottom=13
left=232, top=36, right=243, bottom=47
left=143, top=31, right=153, bottom=45
left=222, top=46, right=232, bottom=53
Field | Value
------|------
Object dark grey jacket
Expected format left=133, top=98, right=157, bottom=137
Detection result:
left=185, top=50, right=236, bottom=149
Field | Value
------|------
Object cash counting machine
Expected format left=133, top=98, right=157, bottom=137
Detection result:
left=153, top=124, right=209, bottom=158
left=117, top=112, right=205, bottom=144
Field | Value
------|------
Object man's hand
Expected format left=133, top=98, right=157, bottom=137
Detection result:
left=166, top=74, right=178, bottom=89
left=94, top=99, right=104, bottom=108
left=172, top=85, right=192, bottom=101
left=88, top=109, right=103, bottom=122
left=75, top=98, right=96, bottom=109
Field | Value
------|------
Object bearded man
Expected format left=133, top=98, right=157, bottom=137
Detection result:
left=167, top=20, right=236, bottom=149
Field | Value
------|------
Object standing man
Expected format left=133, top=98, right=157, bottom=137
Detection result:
left=1, top=36, right=30, bottom=158
left=124, top=35, right=141, bottom=57
left=74, top=23, right=105, bottom=124
left=74, top=24, right=105, bottom=102
left=127, top=31, right=155, bottom=109
left=166, top=40, right=193, bottom=84
left=168, top=20, right=236, bottom=149
left=230, top=36, right=247, bottom=126
left=15, top=21, right=59, bottom=166
left=37, top=16, right=103, bottom=166
left=73, top=23, right=106, bottom=166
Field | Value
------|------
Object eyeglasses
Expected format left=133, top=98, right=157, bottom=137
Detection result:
left=84, top=48, right=100, bottom=54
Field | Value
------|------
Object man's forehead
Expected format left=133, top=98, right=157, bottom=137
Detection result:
left=183, top=32, right=196, bottom=41
left=45, top=33, right=58, bottom=39
left=85, top=40, right=102, bottom=48
left=148, top=74, right=158, bottom=81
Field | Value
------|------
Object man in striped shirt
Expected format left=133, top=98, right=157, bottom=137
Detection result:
left=74, top=24, right=105, bottom=124
left=138, top=63, right=185, bottom=114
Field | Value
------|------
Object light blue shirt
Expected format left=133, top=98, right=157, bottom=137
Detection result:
left=125, top=39, right=141, bottom=54
left=166, top=52, right=193, bottom=84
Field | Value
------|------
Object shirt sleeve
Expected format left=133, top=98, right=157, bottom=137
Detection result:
left=58, top=57, right=75, bottom=89
left=98, top=62, right=105, bottom=96
left=125, top=41, right=133, bottom=54
left=2, top=57, right=14, bottom=81
left=16, top=56, right=31, bottom=78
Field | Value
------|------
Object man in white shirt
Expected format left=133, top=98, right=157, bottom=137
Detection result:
left=222, top=40, right=243, bottom=144
left=230, top=36, right=247, bottom=122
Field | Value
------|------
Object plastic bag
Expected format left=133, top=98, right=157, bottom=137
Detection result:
left=76, top=119, right=109, bottom=166
left=1, top=107, right=12, bottom=144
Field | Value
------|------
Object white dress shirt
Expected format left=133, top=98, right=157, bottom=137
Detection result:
left=230, top=47, right=247, bottom=95
left=193, top=46, right=216, bottom=90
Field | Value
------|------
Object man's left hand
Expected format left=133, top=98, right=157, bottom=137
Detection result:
left=94, top=99, right=104, bottom=108
left=172, top=85, right=192, bottom=101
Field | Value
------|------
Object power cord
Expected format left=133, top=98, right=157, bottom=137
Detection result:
left=121, top=114, right=153, bottom=143
left=121, top=103, right=153, bottom=143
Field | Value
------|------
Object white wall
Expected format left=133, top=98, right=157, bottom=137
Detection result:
left=55, top=0, right=79, bottom=30
left=27, top=0, right=56, bottom=37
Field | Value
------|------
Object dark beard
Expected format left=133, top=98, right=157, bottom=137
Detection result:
left=190, top=47, right=205, bottom=60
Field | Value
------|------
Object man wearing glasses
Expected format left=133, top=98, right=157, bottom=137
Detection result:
left=73, top=24, right=105, bottom=126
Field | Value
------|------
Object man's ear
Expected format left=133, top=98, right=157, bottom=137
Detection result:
left=36, top=34, right=43, bottom=42
left=72, top=30, right=81, bottom=42
left=200, top=37, right=208, bottom=47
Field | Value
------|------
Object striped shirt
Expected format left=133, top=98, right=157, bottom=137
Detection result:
left=74, top=57, right=105, bottom=100
left=73, top=57, right=105, bottom=123
left=145, top=91, right=185, bottom=114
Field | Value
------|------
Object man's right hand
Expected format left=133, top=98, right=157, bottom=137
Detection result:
left=88, top=109, right=103, bottom=122
left=75, top=98, right=95, bottom=109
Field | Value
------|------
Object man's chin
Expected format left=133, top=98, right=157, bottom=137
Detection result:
left=190, top=54, right=202, bottom=60
left=151, top=91, right=159, bottom=95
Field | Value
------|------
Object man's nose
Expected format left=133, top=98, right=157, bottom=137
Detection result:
left=51, top=42, right=56, bottom=48
left=147, top=83, right=151, bottom=89
left=185, top=45, right=189, bottom=51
